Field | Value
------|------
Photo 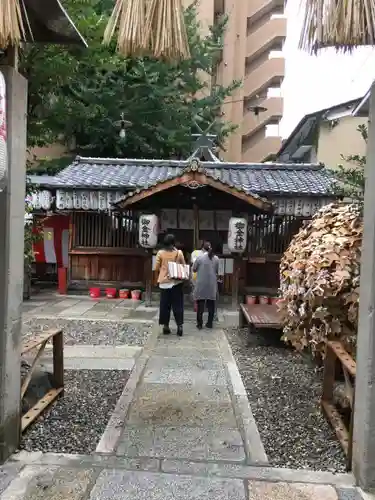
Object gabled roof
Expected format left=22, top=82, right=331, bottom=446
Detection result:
left=277, top=97, right=363, bottom=163
left=36, top=156, right=336, bottom=198
left=114, top=160, right=273, bottom=211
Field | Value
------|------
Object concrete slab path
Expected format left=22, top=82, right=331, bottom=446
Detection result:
left=1, top=297, right=364, bottom=498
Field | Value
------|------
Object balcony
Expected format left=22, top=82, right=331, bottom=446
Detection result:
left=244, top=57, right=285, bottom=100
left=242, top=136, right=283, bottom=163
left=246, top=17, right=287, bottom=63
left=248, top=0, right=285, bottom=24
left=241, top=97, right=283, bottom=139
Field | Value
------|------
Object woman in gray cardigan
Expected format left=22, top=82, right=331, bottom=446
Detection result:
left=192, top=242, right=219, bottom=329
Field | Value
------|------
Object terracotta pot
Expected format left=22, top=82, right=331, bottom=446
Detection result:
left=131, top=289, right=141, bottom=300
left=119, top=289, right=129, bottom=299
left=246, top=295, right=257, bottom=305
left=259, top=295, right=269, bottom=305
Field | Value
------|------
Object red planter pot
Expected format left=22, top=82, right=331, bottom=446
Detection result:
left=89, top=287, right=101, bottom=299
left=106, top=287, right=117, bottom=299
left=131, top=290, right=141, bottom=300
left=119, top=289, right=129, bottom=299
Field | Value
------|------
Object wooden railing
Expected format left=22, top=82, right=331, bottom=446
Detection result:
left=321, top=341, right=356, bottom=470
left=21, top=329, right=64, bottom=432
left=72, top=211, right=139, bottom=248
left=247, top=214, right=309, bottom=257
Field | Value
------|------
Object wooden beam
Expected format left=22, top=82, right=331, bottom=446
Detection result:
left=118, top=171, right=272, bottom=211
left=120, top=174, right=193, bottom=208
left=196, top=175, right=272, bottom=211
left=69, top=247, right=147, bottom=256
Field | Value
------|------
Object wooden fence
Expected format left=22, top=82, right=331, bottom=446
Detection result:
left=321, top=341, right=356, bottom=470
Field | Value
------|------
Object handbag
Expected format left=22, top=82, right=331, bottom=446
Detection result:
left=168, top=250, right=190, bottom=281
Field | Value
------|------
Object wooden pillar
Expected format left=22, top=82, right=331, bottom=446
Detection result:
left=144, top=251, right=153, bottom=307
left=67, top=213, right=74, bottom=288
left=231, top=257, right=240, bottom=309
left=0, top=59, right=27, bottom=462
left=193, top=203, right=199, bottom=249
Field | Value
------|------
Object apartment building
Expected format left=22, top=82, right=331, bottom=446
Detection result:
left=186, top=0, right=286, bottom=162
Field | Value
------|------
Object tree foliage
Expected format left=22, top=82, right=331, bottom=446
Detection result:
left=332, top=123, right=366, bottom=201
left=20, top=0, right=240, bottom=166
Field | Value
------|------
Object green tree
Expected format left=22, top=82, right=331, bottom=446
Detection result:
left=331, top=124, right=366, bottom=202
left=20, top=0, right=240, bottom=167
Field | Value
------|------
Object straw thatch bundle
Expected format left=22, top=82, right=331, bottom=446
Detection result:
left=104, top=0, right=190, bottom=61
left=0, top=0, right=27, bottom=49
left=279, top=203, right=362, bottom=359
left=299, top=0, right=375, bottom=53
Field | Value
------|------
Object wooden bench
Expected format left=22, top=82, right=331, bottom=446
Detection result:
left=239, top=303, right=282, bottom=345
left=21, top=329, right=64, bottom=432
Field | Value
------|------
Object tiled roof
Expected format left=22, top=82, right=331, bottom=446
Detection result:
left=35, top=156, right=336, bottom=197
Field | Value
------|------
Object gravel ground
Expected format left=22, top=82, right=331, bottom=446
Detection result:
left=22, top=318, right=152, bottom=346
left=226, top=327, right=346, bottom=472
left=20, top=370, right=129, bottom=454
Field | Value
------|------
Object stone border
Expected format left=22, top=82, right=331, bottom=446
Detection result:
left=95, top=321, right=160, bottom=455
left=10, top=452, right=355, bottom=489
left=218, top=330, right=268, bottom=466
left=23, top=315, right=154, bottom=324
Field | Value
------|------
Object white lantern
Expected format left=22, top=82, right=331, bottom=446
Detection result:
left=73, top=191, right=82, bottom=209
left=81, top=191, right=90, bottom=210
left=139, top=214, right=158, bottom=248
left=65, top=192, right=73, bottom=210
left=32, top=192, right=41, bottom=210
left=40, top=190, right=52, bottom=210
left=98, top=191, right=107, bottom=211
left=56, top=190, right=66, bottom=210
left=107, top=191, right=115, bottom=209
left=228, top=217, right=248, bottom=253
left=89, top=191, right=99, bottom=210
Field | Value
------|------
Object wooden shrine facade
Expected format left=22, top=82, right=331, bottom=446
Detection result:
left=28, top=156, right=338, bottom=299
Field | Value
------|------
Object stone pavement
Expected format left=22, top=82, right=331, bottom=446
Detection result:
left=22, top=293, right=159, bottom=321
left=1, top=304, right=366, bottom=499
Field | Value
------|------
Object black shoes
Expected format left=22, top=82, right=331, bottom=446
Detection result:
left=163, top=326, right=171, bottom=335
left=197, top=323, right=212, bottom=330
left=163, top=325, right=183, bottom=336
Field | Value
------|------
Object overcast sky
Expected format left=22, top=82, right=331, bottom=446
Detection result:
left=281, top=0, right=375, bottom=137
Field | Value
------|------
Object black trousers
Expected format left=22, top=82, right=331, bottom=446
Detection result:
left=196, top=299, right=215, bottom=327
left=159, top=283, right=184, bottom=326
